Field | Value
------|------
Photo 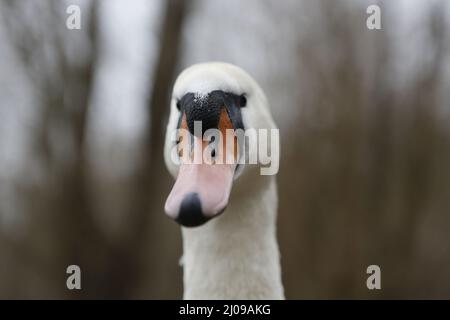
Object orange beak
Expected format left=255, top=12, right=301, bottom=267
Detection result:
left=165, top=109, right=238, bottom=227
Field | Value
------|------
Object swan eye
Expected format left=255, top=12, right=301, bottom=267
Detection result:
left=176, top=100, right=181, bottom=110
left=239, top=95, right=247, bottom=107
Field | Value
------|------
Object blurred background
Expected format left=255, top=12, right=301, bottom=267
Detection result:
left=0, top=0, right=449, bottom=299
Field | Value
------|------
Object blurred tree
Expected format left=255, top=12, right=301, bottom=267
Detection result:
left=0, top=0, right=188, bottom=299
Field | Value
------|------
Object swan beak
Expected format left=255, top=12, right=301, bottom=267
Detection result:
left=164, top=160, right=235, bottom=227
left=165, top=106, right=238, bottom=227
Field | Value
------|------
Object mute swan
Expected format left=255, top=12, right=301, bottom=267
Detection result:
left=164, top=62, right=284, bottom=299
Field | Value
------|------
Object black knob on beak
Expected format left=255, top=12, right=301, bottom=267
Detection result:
left=176, top=192, right=210, bottom=227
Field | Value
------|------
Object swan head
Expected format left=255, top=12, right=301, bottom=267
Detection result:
left=164, top=62, right=277, bottom=227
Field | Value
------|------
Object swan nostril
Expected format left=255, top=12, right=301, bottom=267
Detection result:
left=176, top=193, right=210, bottom=227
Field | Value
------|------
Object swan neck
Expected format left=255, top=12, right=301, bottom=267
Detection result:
left=181, top=175, right=284, bottom=299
